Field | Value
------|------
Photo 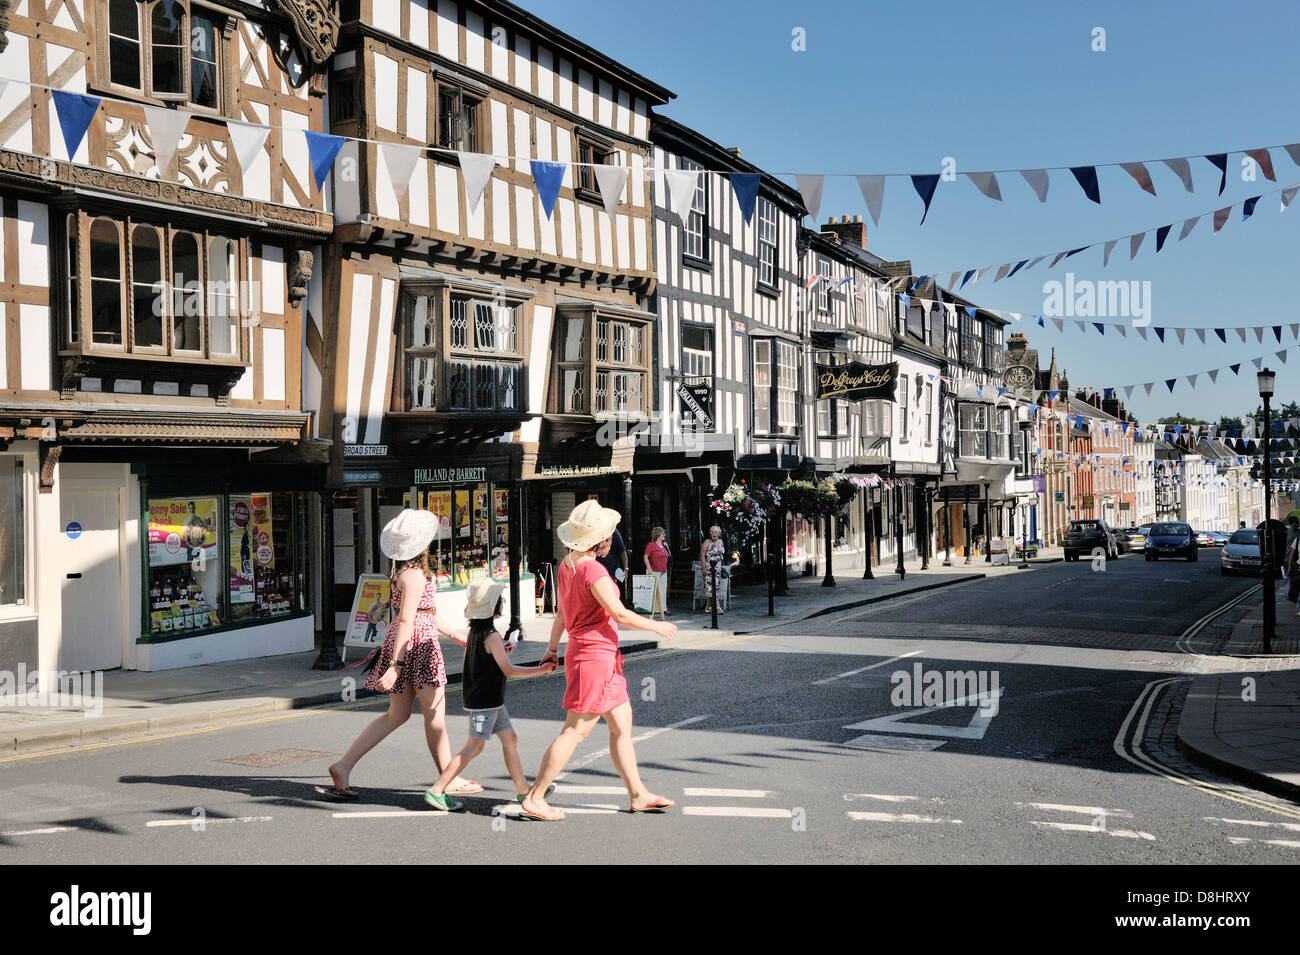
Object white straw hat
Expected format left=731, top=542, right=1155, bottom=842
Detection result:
left=557, top=499, right=621, bottom=552
left=464, top=578, right=507, bottom=620
left=380, top=509, right=439, bottom=561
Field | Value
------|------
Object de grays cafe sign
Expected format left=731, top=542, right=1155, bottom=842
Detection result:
left=815, top=361, right=898, bottom=402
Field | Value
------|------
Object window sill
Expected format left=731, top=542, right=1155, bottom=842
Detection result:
left=755, top=283, right=780, bottom=300
left=87, top=81, right=227, bottom=119
left=681, top=253, right=712, bottom=273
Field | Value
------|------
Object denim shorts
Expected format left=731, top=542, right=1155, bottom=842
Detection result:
left=466, top=705, right=512, bottom=740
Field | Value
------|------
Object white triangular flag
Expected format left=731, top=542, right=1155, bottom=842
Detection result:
left=1103, top=239, right=1118, bottom=266
left=458, top=151, right=498, bottom=213
left=967, top=171, right=1002, bottom=200
left=1051, top=318, right=1064, bottom=332
left=1175, top=327, right=1185, bottom=345
left=143, top=105, right=191, bottom=176
left=1129, top=233, right=1144, bottom=260
left=1237, top=328, right=1248, bottom=342
left=1279, top=350, right=1289, bottom=365
left=227, top=121, right=271, bottom=175
left=664, top=169, right=701, bottom=226
left=1252, top=357, right=1264, bottom=370
left=1208, top=368, right=1219, bottom=384
left=1074, top=320, right=1086, bottom=332
left=1123, top=385, right=1135, bottom=399
left=593, top=165, right=629, bottom=219
left=1144, top=382, right=1155, bottom=396
left=1291, top=323, right=1300, bottom=340
left=1283, top=185, right=1300, bottom=212
left=976, top=266, right=992, bottom=282
left=1137, top=327, right=1148, bottom=340
left=1163, top=157, right=1194, bottom=193
left=1255, top=327, right=1265, bottom=343
left=995, top=263, right=1011, bottom=282
left=1116, top=324, right=1127, bottom=338
left=795, top=174, right=824, bottom=224
left=1195, top=328, right=1206, bottom=344
left=1187, top=374, right=1198, bottom=389
left=1020, top=168, right=1049, bottom=202
left=381, top=142, right=423, bottom=203
left=1120, top=161, right=1157, bottom=196
left=1179, top=216, right=1200, bottom=241
left=856, top=175, right=885, bottom=226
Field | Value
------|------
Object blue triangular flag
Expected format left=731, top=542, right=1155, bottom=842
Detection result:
left=1154, top=327, right=1166, bottom=342
left=960, top=270, right=975, bottom=288
left=1174, top=424, right=1183, bottom=437
left=1155, top=224, right=1171, bottom=252
left=1165, top=379, right=1177, bottom=393
left=1273, top=326, right=1283, bottom=343
left=728, top=173, right=761, bottom=225
left=1008, top=259, right=1029, bottom=277
left=1205, top=154, right=1228, bottom=195
left=911, top=174, right=940, bottom=224
left=900, top=294, right=911, bottom=307
left=530, top=161, right=567, bottom=219
left=1065, top=246, right=1090, bottom=258
left=1215, top=328, right=1226, bottom=343
left=1242, top=196, right=1260, bottom=221
left=1036, top=315, right=1045, bottom=327
left=1070, top=166, right=1101, bottom=204
left=1093, top=323, right=1105, bottom=335
left=964, top=306, right=976, bottom=318
left=304, top=130, right=345, bottom=190
left=51, top=90, right=102, bottom=159
left=1230, top=363, right=1241, bottom=375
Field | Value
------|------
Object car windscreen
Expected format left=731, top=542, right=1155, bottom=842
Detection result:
left=1150, top=523, right=1187, bottom=536
left=1070, top=522, right=1102, bottom=532
left=1229, top=529, right=1259, bottom=544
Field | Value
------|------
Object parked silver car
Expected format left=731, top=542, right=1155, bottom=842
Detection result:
left=1220, top=528, right=1262, bottom=576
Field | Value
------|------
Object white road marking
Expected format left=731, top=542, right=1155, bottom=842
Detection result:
left=843, top=688, right=1003, bottom=740
left=683, top=788, right=772, bottom=798
left=1030, top=821, right=1154, bottom=840
left=0, top=826, right=76, bottom=836
left=844, top=793, right=943, bottom=804
left=813, top=650, right=924, bottom=685
left=1016, top=802, right=1133, bottom=818
left=555, top=785, right=631, bottom=795
left=332, top=810, right=453, bottom=819
left=682, top=807, right=793, bottom=818
left=556, top=714, right=710, bottom=781
left=1227, top=836, right=1300, bottom=849
left=846, top=811, right=962, bottom=824
left=842, top=734, right=947, bottom=751
left=1205, top=817, right=1300, bottom=832
left=147, top=816, right=273, bottom=827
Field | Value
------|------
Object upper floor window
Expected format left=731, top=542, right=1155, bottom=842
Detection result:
left=681, top=324, right=713, bottom=380
left=437, top=85, right=481, bottom=152
left=679, top=158, right=707, bottom=263
left=552, top=309, right=651, bottom=416
left=924, top=382, right=934, bottom=444
left=331, top=69, right=358, bottom=124
left=861, top=399, right=894, bottom=439
left=757, top=198, right=777, bottom=288
left=0, top=456, right=26, bottom=609
left=107, top=0, right=223, bottom=110
left=576, top=137, right=611, bottom=198
left=74, top=212, right=243, bottom=358
left=817, top=255, right=832, bottom=315
left=960, top=313, right=983, bottom=368
left=898, top=372, right=910, bottom=442
left=753, top=338, right=798, bottom=436
left=403, top=290, right=524, bottom=412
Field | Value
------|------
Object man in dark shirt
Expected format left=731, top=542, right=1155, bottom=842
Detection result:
left=597, top=527, right=629, bottom=590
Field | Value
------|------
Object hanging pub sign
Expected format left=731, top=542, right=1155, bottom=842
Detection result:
left=815, top=361, right=898, bottom=402
left=676, top=381, right=715, bottom=431
left=1002, top=364, right=1034, bottom=389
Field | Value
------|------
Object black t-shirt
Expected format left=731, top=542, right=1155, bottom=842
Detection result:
left=463, top=626, right=506, bottom=709
left=596, top=529, right=626, bottom=579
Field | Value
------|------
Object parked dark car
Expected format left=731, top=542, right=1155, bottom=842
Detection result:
left=1063, top=519, right=1118, bottom=561
left=1145, top=521, right=1197, bottom=561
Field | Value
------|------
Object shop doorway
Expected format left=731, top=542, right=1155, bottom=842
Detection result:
left=59, top=485, right=125, bottom=671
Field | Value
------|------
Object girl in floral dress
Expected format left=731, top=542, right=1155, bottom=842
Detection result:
left=320, top=509, right=479, bottom=799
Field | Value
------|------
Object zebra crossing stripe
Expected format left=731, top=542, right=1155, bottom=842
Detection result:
left=683, top=788, right=772, bottom=798
left=1030, top=821, right=1154, bottom=840
left=846, top=811, right=962, bottom=824
left=682, top=807, right=792, bottom=818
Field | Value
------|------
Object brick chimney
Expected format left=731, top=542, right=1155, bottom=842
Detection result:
left=1007, top=331, right=1028, bottom=358
left=820, top=214, right=867, bottom=249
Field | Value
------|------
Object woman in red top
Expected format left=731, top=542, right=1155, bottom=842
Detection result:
left=520, top=501, right=677, bottom=821
left=643, top=526, right=670, bottom=618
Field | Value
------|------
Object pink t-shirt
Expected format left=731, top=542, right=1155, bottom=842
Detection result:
left=558, top=556, right=619, bottom=653
left=644, top=541, right=670, bottom=572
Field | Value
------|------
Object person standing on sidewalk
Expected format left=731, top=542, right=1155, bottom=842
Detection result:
left=643, top=526, right=670, bottom=619
left=320, top=510, right=479, bottom=800
left=423, top=579, right=556, bottom=811
left=519, top=501, right=677, bottom=821
left=700, top=525, right=726, bottom=614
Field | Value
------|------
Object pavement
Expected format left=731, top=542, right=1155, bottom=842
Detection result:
left=1176, top=573, right=1300, bottom=800
left=9, top=541, right=1300, bottom=812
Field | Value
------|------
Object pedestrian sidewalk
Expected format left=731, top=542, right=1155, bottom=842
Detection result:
left=1176, top=580, right=1300, bottom=800
left=1, top=548, right=1061, bottom=757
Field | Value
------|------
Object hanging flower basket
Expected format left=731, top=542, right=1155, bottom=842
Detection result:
left=708, top=481, right=775, bottom=548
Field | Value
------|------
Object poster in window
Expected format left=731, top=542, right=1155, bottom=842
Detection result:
left=148, top=497, right=219, bottom=568
left=426, top=490, right=453, bottom=539
left=229, top=496, right=255, bottom=604
left=249, top=493, right=275, bottom=567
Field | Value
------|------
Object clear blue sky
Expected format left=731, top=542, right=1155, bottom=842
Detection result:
left=527, top=0, right=1298, bottom=426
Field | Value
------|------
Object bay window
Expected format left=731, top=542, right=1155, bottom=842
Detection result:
left=105, top=0, right=225, bottom=110
left=550, top=306, right=651, bottom=417
left=958, top=402, right=1014, bottom=460
left=71, top=212, right=247, bottom=359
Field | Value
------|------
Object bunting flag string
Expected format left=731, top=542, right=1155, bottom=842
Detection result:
left=8, top=77, right=1300, bottom=229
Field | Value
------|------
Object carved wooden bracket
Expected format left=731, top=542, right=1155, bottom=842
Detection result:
left=267, top=0, right=340, bottom=69
left=39, top=443, right=61, bottom=494
left=288, top=247, right=314, bottom=305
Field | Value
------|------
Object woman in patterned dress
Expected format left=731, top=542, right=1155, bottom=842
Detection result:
left=321, top=509, right=479, bottom=799
left=699, top=525, right=726, bottom=613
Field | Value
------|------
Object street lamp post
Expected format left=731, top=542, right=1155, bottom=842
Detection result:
left=1259, top=368, right=1276, bottom=654
left=862, top=488, right=874, bottom=580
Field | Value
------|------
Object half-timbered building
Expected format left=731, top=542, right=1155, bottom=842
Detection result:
left=320, top=0, right=672, bottom=627
left=0, top=0, right=337, bottom=673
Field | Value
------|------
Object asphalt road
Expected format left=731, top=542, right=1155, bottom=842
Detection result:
left=3, top=551, right=1298, bottom=865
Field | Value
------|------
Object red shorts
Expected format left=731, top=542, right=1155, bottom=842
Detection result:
left=562, top=650, right=628, bottom=715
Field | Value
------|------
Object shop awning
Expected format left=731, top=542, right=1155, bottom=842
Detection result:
left=11, top=408, right=312, bottom=446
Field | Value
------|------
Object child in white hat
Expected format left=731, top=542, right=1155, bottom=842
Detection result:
left=424, top=578, right=558, bottom=811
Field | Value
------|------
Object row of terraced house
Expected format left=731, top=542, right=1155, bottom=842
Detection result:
left=0, top=0, right=1267, bottom=676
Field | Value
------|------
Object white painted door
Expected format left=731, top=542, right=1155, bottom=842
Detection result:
left=60, top=487, right=124, bottom=671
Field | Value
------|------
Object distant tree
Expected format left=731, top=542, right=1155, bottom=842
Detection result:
left=1158, top=413, right=1209, bottom=425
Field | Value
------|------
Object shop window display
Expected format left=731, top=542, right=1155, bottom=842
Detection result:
left=395, top=482, right=515, bottom=588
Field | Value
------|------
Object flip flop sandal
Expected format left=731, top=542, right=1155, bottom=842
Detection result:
left=514, top=784, right=556, bottom=803
left=629, top=798, right=675, bottom=813
left=518, top=803, right=565, bottom=822
left=314, top=785, right=360, bottom=801
left=446, top=780, right=484, bottom=795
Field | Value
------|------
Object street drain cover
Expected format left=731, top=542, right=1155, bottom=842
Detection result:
left=216, top=748, right=336, bottom=768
